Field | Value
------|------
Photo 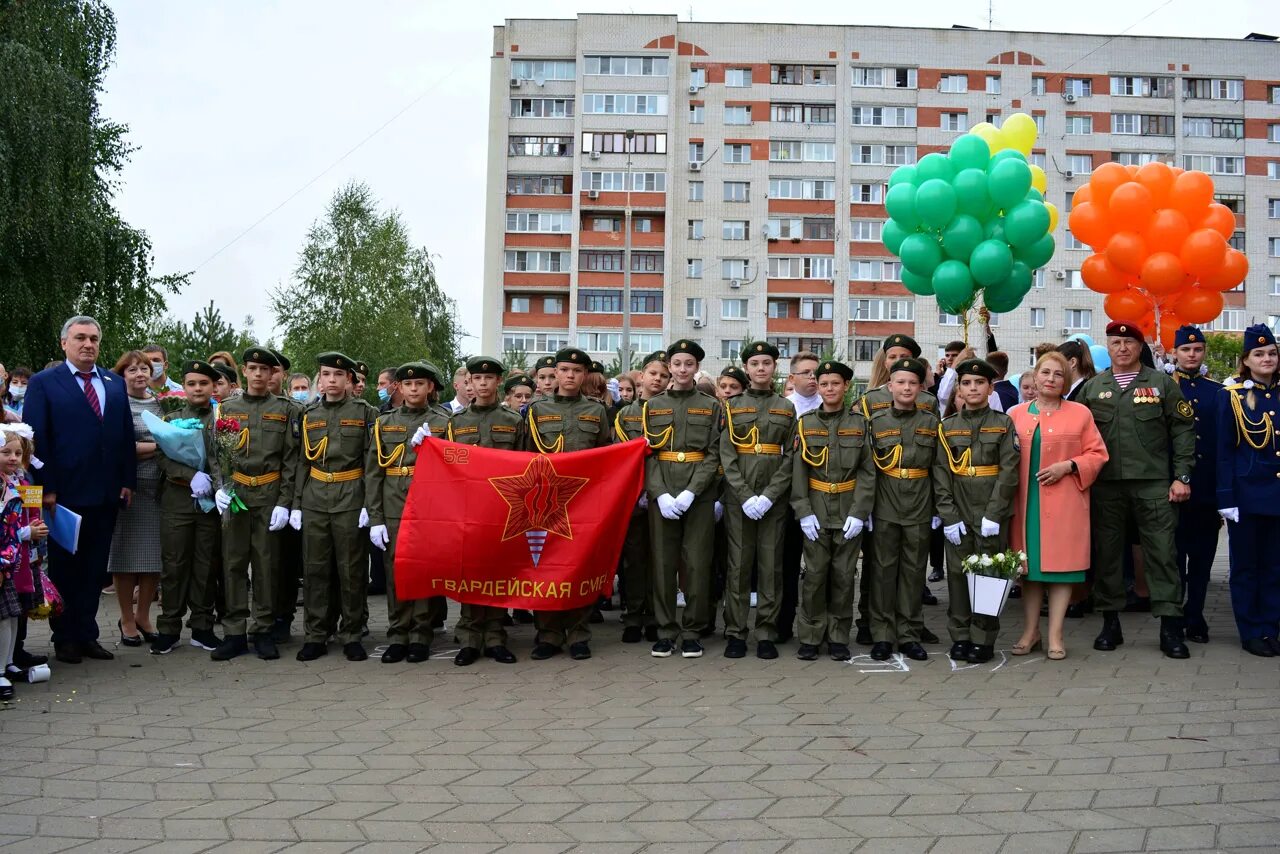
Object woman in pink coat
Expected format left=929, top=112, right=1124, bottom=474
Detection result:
left=1007, top=352, right=1109, bottom=659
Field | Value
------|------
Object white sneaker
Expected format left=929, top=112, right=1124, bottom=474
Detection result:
left=676, top=591, right=686, bottom=608
left=749, top=592, right=758, bottom=608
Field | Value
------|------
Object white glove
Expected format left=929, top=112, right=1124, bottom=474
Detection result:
left=190, top=471, right=213, bottom=497
left=657, top=493, right=681, bottom=520
left=607, top=378, right=621, bottom=403
left=714, top=501, right=723, bottom=523
left=931, top=515, right=942, bottom=531
left=410, top=424, right=432, bottom=448
left=637, top=493, right=648, bottom=509
left=358, top=507, right=369, bottom=528
left=369, top=524, right=389, bottom=550
left=289, top=509, right=302, bottom=530
left=214, top=488, right=232, bottom=513
left=753, top=496, right=773, bottom=518
left=980, top=517, right=1000, bottom=537
left=943, top=521, right=966, bottom=546
left=269, top=506, right=290, bottom=531
left=799, top=514, right=820, bottom=541
left=842, top=517, right=864, bottom=540
left=17, top=526, right=31, bottom=542
left=1219, top=507, right=1240, bottom=524
left=866, top=514, right=874, bottom=533
left=741, top=496, right=759, bottom=519
left=674, top=490, right=695, bottom=514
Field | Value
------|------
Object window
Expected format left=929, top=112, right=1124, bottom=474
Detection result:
left=771, top=64, right=836, bottom=85
left=630, top=252, right=663, bottom=272
left=849, top=259, right=901, bottom=281
left=768, top=178, right=835, bottom=199
left=986, top=75, right=1002, bottom=94
left=508, top=135, right=572, bottom=156
left=938, top=313, right=963, bottom=326
left=582, top=93, right=668, bottom=115
left=804, top=217, right=835, bottom=240
left=1066, top=116, right=1093, bottom=135
left=725, top=105, right=752, bottom=125
left=1271, top=237, right=1280, bottom=258
left=768, top=217, right=801, bottom=239
left=689, top=142, right=705, bottom=163
left=506, top=211, right=572, bottom=233
left=941, top=112, right=967, bottom=132
left=851, top=66, right=917, bottom=89
left=1216, top=194, right=1244, bottom=213
left=689, top=181, right=703, bottom=201
left=850, top=183, right=884, bottom=203
left=1062, top=78, right=1092, bottom=98
left=631, top=290, right=663, bottom=313
left=1031, top=76, right=1046, bottom=95
left=770, top=140, right=835, bottom=161
left=725, top=68, right=752, bottom=87
left=721, top=298, right=749, bottom=319
left=939, top=74, right=968, bottom=93
left=1110, top=75, right=1172, bottom=97
left=1114, top=151, right=1173, bottom=166
left=688, top=219, right=704, bottom=240
left=583, top=56, right=669, bottom=76
left=689, top=103, right=704, bottom=124
left=800, top=298, right=833, bottom=320
left=687, top=258, right=703, bottom=278
left=1032, top=114, right=1045, bottom=133
left=1271, top=276, right=1280, bottom=296
left=1066, top=270, right=1085, bottom=289
left=1229, top=232, right=1245, bottom=251
left=686, top=297, right=703, bottom=319
left=510, top=98, right=574, bottom=118
left=511, top=60, right=576, bottom=81
left=509, top=297, right=531, bottom=313
left=722, top=258, right=750, bottom=280
left=507, top=175, right=567, bottom=195
left=1066, top=154, right=1093, bottom=174
left=579, top=251, right=623, bottom=272
left=770, top=103, right=836, bottom=123
left=1271, top=125, right=1280, bottom=143
left=543, top=297, right=564, bottom=313
left=767, top=256, right=833, bottom=279
left=1182, top=78, right=1243, bottom=100
left=724, top=181, right=750, bottom=202
left=851, top=144, right=916, bottom=166
left=850, top=106, right=916, bottom=127
left=689, top=68, right=706, bottom=88
left=1065, top=232, right=1086, bottom=250
left=771, top=338, right=796, bottom=358
left=723, top=220, right=749, bottom=240
left=849, top=219, right=883, bottom=241
left=503, top=332, right=569, bottom=354
left=1030, top=308, right=1045, bottom=328
left=720, top=340, right=744, bottom=359
left=581, top=132, right=667, bottom=154
left=986, top=112, right=1000, bottom=125
left=1184, top=116, right=1243, bottom=139
left=768, top=300, right=792, bottom=318
left=578, top=289, right=621, bottom=312
left=1269, top=199, right=1280, bottom=219
left=1211, top=310, right=1244, bottom=331
left=849, top=298, right=913, bottom=321
left=1181, top=155, right=1244, bottom=176
left=1065, top=309, right=1092, bottom=330
left=1271, top=162, right=1280, bottom=179
left=725, top=143, right=751, bottom=163
left=1029, top=153, right=1046, bottom=169
left=578, top=332, right=621, bottom=352
left=504, top=250, right=569, bottom=272
left=633, top=217, right=652, bottom=232
left=590, top=217, right=620, bottom=232
left=852, top=339, right=878, bottom=362
left=1033, top=269, right=1046, bottom=288
left=580, top=171, right=666, bottom=191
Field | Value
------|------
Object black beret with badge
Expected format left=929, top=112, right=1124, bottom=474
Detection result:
left=719, top=365, right=748, bottom=387
left=354, top=360, right=370, bottom=379
left=888, top=357, right=927, bottom=382
left=666, top=339, right=705, bottom=362
left=269, top=349, right=291, bottom=372
left=504, top=374, right=535, bottom=394
left=588, top=360, right=606, bottom=376
left=534, top=355, right=557, bottom=372
left=465, top=356, right=505, bottom=376
left=954, top=357, right=998, bottom=381
left=882, top=334, right=922, bottom=358
left=816, top=360, right=853, bottom=382
left=554, top=347, right=591, bottom=366
left=395, top=361, right=433, bottom=382
left=183, top=359, right=221, bottom=382
left=640, top=350, right=668, bottom=368
left=740, top=340, right=780, bottom=362
left=317, top=351, right=359, bottom=376
left=242, top=346, right=279, bottom=368
left=213, top=363, right=237, bottom=383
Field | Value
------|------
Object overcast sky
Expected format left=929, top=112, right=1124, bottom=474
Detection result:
left=102, top=0, right=1273, bottom=352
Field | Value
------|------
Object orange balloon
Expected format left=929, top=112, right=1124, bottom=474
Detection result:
left=1104, top=288, right=1154, bottom=324
left=1145, top=209, right=1190, bottom=255
left=1125, top=164, right=1140, bottom=177
left=1169, top=170, right=1214, bottom=219
left=1072, top=185, right=1093, bottom=206
left=1081, top=253, right=1130, bottom=293
left=1089, top=162, right=1131, bottom=209
left=1108, top=182, right=1156, bottom=231
left=1067, top=202, right=1112, bottom=249
left=1180, top=228, right=1228, bottom=278
left=1135, top=161, right=1175, bottom=207
left=1106, top=231, right=1149, bottom=276
left=1199, top=248, right=1249, bottom=291
left=1139, top=251, right=1186, bottom=297
left=1199, top=203, right=1236, bottom=240
left=1170, top=288, right=1224, bottom=325
left=1170, top=166, right=1185, bottom=176
left=1159, top=319, right=1179, bottom=352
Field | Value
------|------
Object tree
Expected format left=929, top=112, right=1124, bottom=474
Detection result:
left=502, top=347, right=530, bottom=376
left=0, top=0, right=184, bottom=368
left=270, top=182, right=464, bottom=399
left=146, top=302, right=257, bottom=363
left=1204, top=332, right=1242, bottom=382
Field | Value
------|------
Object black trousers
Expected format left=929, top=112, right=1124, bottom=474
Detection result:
left=48, top=503, right=118, bottom=645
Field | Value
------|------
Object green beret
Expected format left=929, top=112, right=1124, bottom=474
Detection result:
left=534, top=355, right=557, bottom=372
left=419, top=361, right=445, bottom=389
left=640, top=351, right=667, bottom=368
left=719, top=366, right=748, bottom=387
left=504, top=374, right=535, bottom=394
left=666, top=339, right=706, bottom=362
left=213, top=363, right=237, bottom=383
left=317, top=352, right=358, bottom=375
left=465, top=355, right=505, bottom=376
left=182, top=359, right=221, bottom=382
left=888, top=357, right=927, bottom=382
left=955, top=358, right=997, bottom=381
left=741, top=340, right=780, bottom=362
left=395, top=362, right=433, bottom=382
left=882, top=334, right=921, bottom=358
left=588, top=360, right=606, bottom=375
left=269, top=349, right=291, bottom=372
left=242, top=346, right=279, bottom=368
left=816, top=360, right=853, bottom=382
left=554, top=347, right=591, bottom=366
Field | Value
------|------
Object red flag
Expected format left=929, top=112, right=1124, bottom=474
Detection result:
left=394, top=438, right=647, bottom=610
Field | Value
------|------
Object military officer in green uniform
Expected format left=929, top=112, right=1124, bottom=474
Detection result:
left=445, top=356, right=524, bottom=666
left=208, top=347, right=299, bottom=661
left=720, top=340, right=797, bottom=660
left=522, top=347, right=612, bottom=660
left=933, top=358, right=1019, bottom=664
left=149, top=360, right=223, bottom=655
left=867, top=357, right=942, bottom=662
left=294, top=352, right=378, bottom=662
left=639, top=340, right=723, bottom=659
left=1080, top=321, right=1195, bottom=659
left=790, top=360, right=875, bottom=662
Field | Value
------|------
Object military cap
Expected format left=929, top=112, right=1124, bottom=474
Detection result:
left=741, top=340, right=780, bottom=362
left=588, top=360, right=606, bottom=375
left=182, top=359, right=221, bottom=382
left=534, top=355, right=557, bottom=372
left=317, top=352, right=359, bottom=375
left=395, top=361, right=433, bottom=382
left=719, top=365, right=748, bottom=387
left=554, top=347, right=591, bottom=366
left=1243, top=323, right=1276, bottom=355
left=888, top=357, right=927, bottom=382
left=816, top=360, right=854, bottom=382
left=1104, top=321, right=1143, bottom=343
left=1173, top=326, right=1204, bottom=348
left=640, top=350, right=667, bottom=367
left=504, top=374, right=535, bottom=394
left=882, top=334, right=922, bottom=358
left=465, top=355, right=505, bottom=376
left=354, top=360, right=370, bottom=379
left=419, top=360, right=446, bottom=389
left=954, top=357, right=998, bottom=381
left=213, top=363, right=237, bottom=383
left=242, top=346, right=279, bottom=368
left=269, top=349, right=291, bottom=372
left=666, top=339, right=705, bottom=362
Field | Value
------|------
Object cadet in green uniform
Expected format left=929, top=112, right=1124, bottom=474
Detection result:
left=612, top=352, right=670, bottom=643
left=150, top=360, right=223, bottom=655
left=267, top=349, right=303, bottom=641
left=522, top=347, right=611, bottom=660
left=720, top=341, right=796, bottom=660
left=295, top=352, right=378, bottom=662
left=867, top=358, right=941, bottom=662
left=365, top=362, right=448, bottom=664
left=532, top=355, right=557, bottom=402
left=1080, top=321, right=1195, bottom=659
left=640, top=340, right=723, bottom=659
left=933, top=358, right=1019, bottom=663
left=790, top=360, right=875, bottom=662
left=209, top=347, right=299, bottom=661
left=446, top=356, right=524, bottom=665
left=504, top=374, right=535, bottom=412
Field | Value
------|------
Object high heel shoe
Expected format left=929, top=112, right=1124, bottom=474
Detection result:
left=1011, top=636, right=1042, bottom=655
left=118, top=619, right=143, bottom=648
left=1047, top=647, right=1067, bottom=660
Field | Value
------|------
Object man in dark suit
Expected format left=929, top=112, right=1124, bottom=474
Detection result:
left=24, top=316, right=136, bottom=664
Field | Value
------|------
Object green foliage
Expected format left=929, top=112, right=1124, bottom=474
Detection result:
left=270, top=182, right=464, bottom=401
left=0, top=0, right=184, bottom=368
left=146, top=302, right=257, bottom=364
left=1203, top=332, right=1241, bottom=382
left=604, top=347, right=637, bottom=377
left=501, top=348, right=529, bottom=375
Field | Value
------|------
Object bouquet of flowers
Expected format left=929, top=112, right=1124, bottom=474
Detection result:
left=141, top=411, right=216, bottom=513
left=213, top=416, right=248, bottom=514
left=961, top=549, right=1027, bottom=617
left=960, top=549, right=1027, bottom=580
left=154, top=389, right=187, bottom=414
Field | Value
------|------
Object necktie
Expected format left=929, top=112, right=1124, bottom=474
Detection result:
left=78, top=372, right=102, bottom=420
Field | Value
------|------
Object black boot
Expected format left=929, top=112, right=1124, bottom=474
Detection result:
left=1159, top=616, right=1190, bottom=659
left=1093, top=611, right=1124, bottom=651
left=210, top=635, right=248, bottom=661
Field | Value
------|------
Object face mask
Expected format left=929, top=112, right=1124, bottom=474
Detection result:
left=291, top=391, right=310, bottom=403
left=151, top=362, right=165, bottom=380
left=8, top=384, right=25, bottom=399
left=377, top=388, right=390, bottom=404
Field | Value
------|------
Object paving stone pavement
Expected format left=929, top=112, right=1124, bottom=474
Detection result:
left=2, top=546, right=1278, bottom=853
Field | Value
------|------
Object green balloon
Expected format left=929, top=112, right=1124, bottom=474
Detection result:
left=885, top=184, right=920, bottom=229
left=916, top=152, right=955, bottom=184
left=932, top=261, right=975, bottom=314
left=969, top=239, right=1015, bottom=287
left=983, top=216, right=1006, bottom=243
left=1024, top=188, right=1044, bottom=204
left=900, top=269, right=935, bottom=296
left=982, top=261, right=1034, bottom=313
left=952, top=168, right=992, bottom=218
left=899, top=233, right=943, bottom=277
left=949, top=135, right=991, bottom=172
left=888, top=165, right=918, bottom=188
left=1013, top=233, right=1056, bottom=269
left=941, top=214, right=983, bottom=260
left=882, top=219, right=910, bottom=255
left=989, top=149, right=1028, bottom=167
left=988, top=159, right=1033, bottom=210
left=1003, top=200, right=1051, bottom=248
left=915, top=179, right=957, bottom=229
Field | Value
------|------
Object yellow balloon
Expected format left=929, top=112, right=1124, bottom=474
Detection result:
left=1045, top=202, right=1059, bottom=232
left=1000, top=112, right=1038, bottom=156
left=970, top=121, right=996, bottom=136
left=987, top=128, right=1008, bottom=153
left=1030, top=164, right=1048, bottom=194
left=971, top=124, right=999, bottom=149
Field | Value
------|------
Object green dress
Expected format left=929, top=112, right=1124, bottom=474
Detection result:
left=1025, top=402, right=1087, bottom=584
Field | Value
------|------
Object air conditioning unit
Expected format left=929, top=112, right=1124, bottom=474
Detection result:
left=689, top=161, right=702, bottom=172
left=688, top=84, right=700, bottom=95
left=692, top=319, right=704, bottom=328
left=1054, top=270, right=1066, bottom=280
left=729, top=279, right=742, bottom=289
left=510, top=78, right=523, bottom=88
left=1063, top=170, right=1075, bottom=180
left=1061, top=327, right=1072, bottom=335
left=587, top=190, right=600, bottom=199
left=589, top=150, right=601, bottom=160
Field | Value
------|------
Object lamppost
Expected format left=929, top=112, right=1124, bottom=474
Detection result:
left=621, top=129, right=635, bottom=367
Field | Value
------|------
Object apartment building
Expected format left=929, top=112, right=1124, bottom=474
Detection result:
left=483, top=14, right=1280, bottom=376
